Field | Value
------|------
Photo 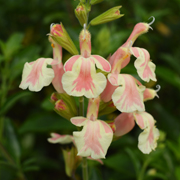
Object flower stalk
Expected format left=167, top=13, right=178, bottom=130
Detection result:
left=79, top=96, right=89, bottom=180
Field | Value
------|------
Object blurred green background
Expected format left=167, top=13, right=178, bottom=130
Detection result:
left=0, top=0, right=180, bottom=179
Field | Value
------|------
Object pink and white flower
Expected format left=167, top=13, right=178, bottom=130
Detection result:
left=71, top=97, right=113, bottom=159
left=110, top=74, right=146, bottom=113
left=113, top=111, right=159, bottom=154
left=19, top=58, right=54, bottom=91
left=62, top=29, right=111, bottom=98
left=133, top=111, right=159, bottom=154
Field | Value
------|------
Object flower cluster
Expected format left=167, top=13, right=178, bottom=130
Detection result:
left=19, top=17, right=159, bottom=160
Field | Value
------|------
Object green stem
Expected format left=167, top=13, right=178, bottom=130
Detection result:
left=79, top=96, right=84, bottom=116
left=0, top=117, right=4, bottom=140
left=82, top=157, right=88, bottom=180
left=137, top=159, right=150, bottom=180
left=79, top=97, right=88, bottom=180
left=0, top=142, right=27, bottom=180
left=0, top=142, right=16, bottom=166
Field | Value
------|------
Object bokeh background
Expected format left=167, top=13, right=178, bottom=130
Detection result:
left=0, top=0, right=180, bottom=179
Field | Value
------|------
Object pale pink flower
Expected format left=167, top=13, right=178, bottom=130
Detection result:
left=113, top=111, right=159, bottom=154
left=62, top=28, right=111, bottom=98
left=71, top=97, right=113, bottom=159
left=19, top=58, right=54, bottom=91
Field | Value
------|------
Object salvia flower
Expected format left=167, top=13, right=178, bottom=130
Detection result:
left=62, top=27, right=111, bottom=98
left=71, top=97, right=113, bottom=159
left=113, top=111, right=159, bottom=154
left=19, top=58, right=54, bottom=91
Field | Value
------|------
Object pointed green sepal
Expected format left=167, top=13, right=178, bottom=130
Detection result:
left=90, top=6, right=124, bottom=26
left=62, top=146, right=82, bottom=177
left=90, top=0, right=104, bottom=5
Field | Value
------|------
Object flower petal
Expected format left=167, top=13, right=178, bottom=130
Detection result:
left=71, top=117, right=88, bottom=126
left=73, top=119, right=113, bottom=159
left=62, top=57, right=107, bottom=98
left=130, top=47, right=156, bottom=82
left=19, top=58, right=54, bottom=91
left=100, top=79, right=118, bottom=102
left=114, top=113, right=135, bottom=136
left=64, top=55, right=81, bottom=71
left=48, top=133, right=73, bottom=144
left=91, top=55, right=111, bottom=72
left=52, top=63, right=65, bottom=93
left=133, top=112, right=160, bottom=154
left=111, top=74, right=145, bottom=112
left=143, top=88, right=157, bottom=102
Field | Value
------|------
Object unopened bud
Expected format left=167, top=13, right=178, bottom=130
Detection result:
left=51, top=93, right=78, bottom=120
left=49, top=23, right=79, bottom=55
left=90, top=6, right=123, bottom=26
left=62, top=147, right=81, bottom=177
left=90, top=0, right=104, bottom=5
left=75, top=3, right=87, bottom=26
left=51, top=92, right=58, bottom=102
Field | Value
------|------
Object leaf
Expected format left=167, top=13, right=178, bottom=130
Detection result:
left=125, top=148, right=141, bottom=177
left=0, top=161, right=17, bottom=180
left=19, top=112, right=76, bottom=134
left=4, top=33, right=24, bottom=60
left=0, top=91, right=32, bottom=116
left=160, top=53, right=180, bottom=73
left=3, top=118, right=21, bottom=165
left=175, top=166, right=180, bottom=180
left=156, top=66, right=180, bottom=90
left=104, top=153, right=135, bottom=177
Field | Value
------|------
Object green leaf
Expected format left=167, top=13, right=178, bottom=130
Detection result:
left=4, top=33, right=24, bottom=60
left=156, top=66, right=180, bottom=90
left=175, top=166, right=180, bottom=180
left=3, top=118, right=21, bottom=164
left=125, top=148, right=141, bottom=177
left=104, top=153, right=135, bottom=177
left=0, top=161, right=17, bottom=180
left=19, top=112, right=76, bottom=134
left=160, top=53, right=180, bottom=73
left=0, top=91, right=32, bottom=116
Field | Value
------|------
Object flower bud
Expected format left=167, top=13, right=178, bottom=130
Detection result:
left=51, top=92, right=78, bottom=120
left=62, top=147, right=81, bottom=177
left=50, top=23, right=79, bottom=55
left=90, top=6, right=123, bottom=26
left=75, top=3, right=87, bottom=26
left=90, top=0, right=104, bottom=5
